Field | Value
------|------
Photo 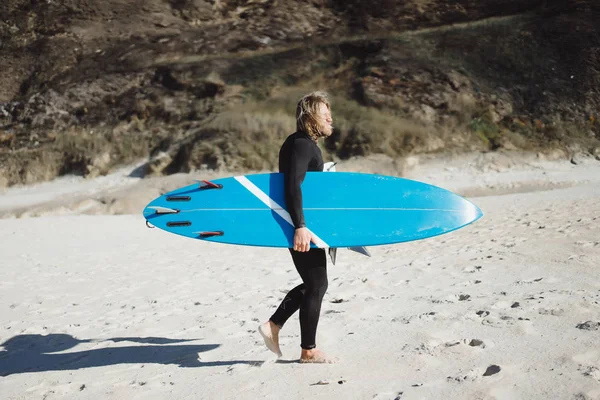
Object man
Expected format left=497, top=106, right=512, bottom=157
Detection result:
left=258, top=91, right=334, bottom=363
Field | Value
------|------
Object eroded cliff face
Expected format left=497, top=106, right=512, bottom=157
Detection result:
left=0, top=0, right=598, bottom=186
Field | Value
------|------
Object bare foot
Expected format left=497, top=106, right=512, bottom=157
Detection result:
left=258, top=321, right=282, bottom=357
left=300, top=349, right=336, bottom=364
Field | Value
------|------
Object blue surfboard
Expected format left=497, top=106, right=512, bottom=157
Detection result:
left=142, top=172, right=483, bottom=249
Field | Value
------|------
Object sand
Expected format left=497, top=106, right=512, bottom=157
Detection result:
left=1, top=151, right=600, bottom=399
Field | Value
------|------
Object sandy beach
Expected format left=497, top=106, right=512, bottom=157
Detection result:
left=1, top=151, right=600, bottom=399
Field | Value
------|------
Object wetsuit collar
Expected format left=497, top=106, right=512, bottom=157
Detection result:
left=298, top=130, right=318, bottom=143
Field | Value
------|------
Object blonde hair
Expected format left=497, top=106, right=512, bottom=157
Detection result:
left=296, top=91, right=330, bottom=141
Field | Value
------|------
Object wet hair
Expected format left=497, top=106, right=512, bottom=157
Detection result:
left=295, top=91, right=330, bottom=141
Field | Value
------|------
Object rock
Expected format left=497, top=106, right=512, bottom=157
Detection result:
left=576, top=321, right=600, bottom=331
left=538, top=149, right=567, bottom=161
left=447, top=70, right=469, bottom=91
left=468, top=339, right=484, bottom=347
left=190, top=76, right=226, bottom=99
left=0, top=171, right=8, bottom=188
left=401, top=155, right=420, bottom=170
left=369, top=67, right=386, bottom=79
left=87, top=152, right=112, bottom=178
left=0, top=104, right=10, bottom=118
left=415, top=104, right=437, bottom=124
left=489, top=108, right=502, bottom=123
left=0, top=130, right=15, bottom=147
left=483, top=365, right=501, bottom=376
left=498, top=135, right=518, bottom=150
left=493, top=98, right=513, bottom=119
left=571, top=151, right=594, bottom=165
left=148, top=151, right=174, bottom=175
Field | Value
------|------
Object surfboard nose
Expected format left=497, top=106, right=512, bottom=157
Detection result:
left=465, top=199, right=484, bottom=224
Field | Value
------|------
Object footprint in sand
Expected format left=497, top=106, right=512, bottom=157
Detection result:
left=579, top=365, right=600, bottom=382
left=574, top=241, right=600, bottom=248
left=573, top=392, right=598, bottom=400
left=538, top=308, right=565, bottom=317
left=454, top=280, right=482, bottom=287
left=447, top=370, right=480, bottom=383
left=515, top=278, right=544, bottom=285
left=224, top=362, right=263, bottom=375
left=444, top=338, right=490, bottom=350
left=447, top=365, right=501, bottom=383
left=393, top=312, right=438, bottom=324
left=463, top=266, right=483, bottom=274
left=481, top=314, right=517, bottom=327
left=491, top=300, right=527, bottom=311
left=405, top=338, right=488, bottom=357
left=573, top=351, right=600, bottom=382
left=372, top=392, right=403, bottom=400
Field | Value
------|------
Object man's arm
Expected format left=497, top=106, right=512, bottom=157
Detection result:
left=284, top=138, right=312, bottom=229
left=284, top=138, right=317, bottom=252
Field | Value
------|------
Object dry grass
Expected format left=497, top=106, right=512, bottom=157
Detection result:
left=191, top=88, right=443, bottom=172
left=200, top=110, right=296, bottom=170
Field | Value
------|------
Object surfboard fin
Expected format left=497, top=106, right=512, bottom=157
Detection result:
left=348, top=246, right=371, bottom=257
left=195, top=180, right=223, bottom=190
left=328, top=247, right=337, bottom=265
left=329, top=246, right=370, bottom=265
left=147, top=206, right=179, bottom=215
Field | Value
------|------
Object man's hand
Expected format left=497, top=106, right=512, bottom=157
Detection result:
left=293, top=227, right=313, bottom=252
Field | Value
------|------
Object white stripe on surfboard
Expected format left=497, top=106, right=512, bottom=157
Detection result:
left=233, top=176, right=329, bottom=248
left=180, top=207, right=464, bottom=212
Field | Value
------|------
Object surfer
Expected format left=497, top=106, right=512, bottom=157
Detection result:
left=259, top=91, right=335, bottom=364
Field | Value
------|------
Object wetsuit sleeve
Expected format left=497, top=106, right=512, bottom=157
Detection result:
left=284, top=138, right=312, bottom=229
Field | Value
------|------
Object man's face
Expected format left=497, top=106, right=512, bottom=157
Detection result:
left=317, top=102, right=333, bottom=137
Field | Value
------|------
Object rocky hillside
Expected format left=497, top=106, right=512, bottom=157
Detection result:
left=1, top=0, right=599, bottom=187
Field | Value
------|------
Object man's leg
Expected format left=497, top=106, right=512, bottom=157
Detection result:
left=260, top=248, right=332, bottom=362
left=269, top=283, right=305, bottom=328
left=259, top=251, right=308, bottom=357
left=290, top=248, right=328, bottom=350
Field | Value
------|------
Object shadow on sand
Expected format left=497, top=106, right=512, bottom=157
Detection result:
left=0, top=333, right=264, bottom=376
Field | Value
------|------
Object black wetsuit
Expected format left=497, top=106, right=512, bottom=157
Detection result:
left=270, top=131, right=328, bottom=350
